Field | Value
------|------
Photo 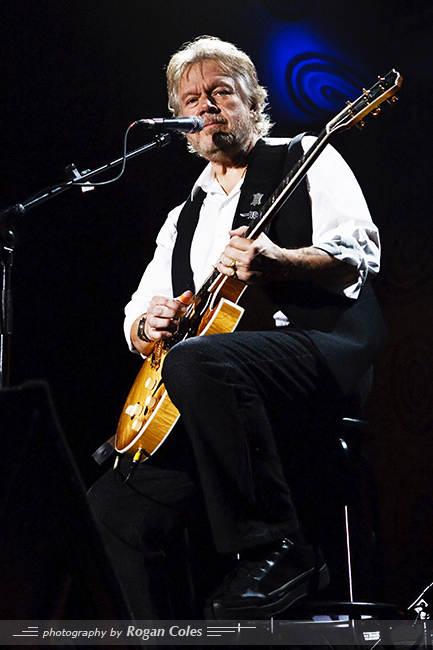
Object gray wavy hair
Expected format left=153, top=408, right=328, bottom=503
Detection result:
left=166, top=36, right=273, bottom=137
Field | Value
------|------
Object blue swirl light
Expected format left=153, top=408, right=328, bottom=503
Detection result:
left=262, top=27, right=371, bottom=124
left=286, top=52, right=366, bottom=117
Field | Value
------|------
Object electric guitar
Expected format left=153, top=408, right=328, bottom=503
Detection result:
left=115, top=69, right=402, bottom=461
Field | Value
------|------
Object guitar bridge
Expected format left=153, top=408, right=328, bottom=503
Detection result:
left=150, top=340, right=164, bottom=370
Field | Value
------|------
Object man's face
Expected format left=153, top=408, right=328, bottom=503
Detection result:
left=177, top=59, right=257, bottom=163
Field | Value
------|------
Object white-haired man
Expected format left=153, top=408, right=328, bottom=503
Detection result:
left=89, top=36, right=386, bottom=621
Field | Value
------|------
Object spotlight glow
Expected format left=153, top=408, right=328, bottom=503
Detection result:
left=262, top=27, right=370, bottom=124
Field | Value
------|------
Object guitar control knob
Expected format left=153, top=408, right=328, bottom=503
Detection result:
left=144, top=395, right=157, bottom=409
left=131, top=419, right=143, bottom=432
left=125, top=403, right=142, bottom=417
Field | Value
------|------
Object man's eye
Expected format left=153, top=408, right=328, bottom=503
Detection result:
left=186, top=97, right=198, bottom=105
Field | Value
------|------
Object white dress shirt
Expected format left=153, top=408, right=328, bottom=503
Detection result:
left=124, top=136, right=381, bottom=349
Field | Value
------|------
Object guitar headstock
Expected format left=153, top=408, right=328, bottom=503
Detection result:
left=326, top=69, right=403, bottom=134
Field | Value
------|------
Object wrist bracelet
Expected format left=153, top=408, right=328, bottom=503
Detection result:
left=137, top=316, right=154, bottom=343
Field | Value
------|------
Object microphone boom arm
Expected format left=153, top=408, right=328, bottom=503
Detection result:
left=0, top=131, right=172, bottom=222
left=0, top=130, right=172, bottom=389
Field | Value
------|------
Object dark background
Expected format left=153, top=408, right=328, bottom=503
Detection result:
left=1, top=0, right=432, bottom=610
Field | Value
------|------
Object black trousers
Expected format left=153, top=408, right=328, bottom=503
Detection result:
left=88, top=328, right=347, bottom=618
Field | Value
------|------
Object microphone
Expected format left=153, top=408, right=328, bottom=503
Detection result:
left=132, top=116, right=204, bottom=133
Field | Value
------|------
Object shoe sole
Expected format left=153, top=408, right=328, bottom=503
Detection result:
left=205, top=562, right=330, bottom=621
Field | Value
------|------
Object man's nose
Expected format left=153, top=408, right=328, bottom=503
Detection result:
left=198, top=94, right=219, bottom=113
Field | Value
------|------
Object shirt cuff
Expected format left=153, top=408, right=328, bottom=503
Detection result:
left=313, top=236, right=369, bottom=299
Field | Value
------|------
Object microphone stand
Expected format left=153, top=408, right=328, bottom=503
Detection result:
left=0, top=131, right=172, bottom=390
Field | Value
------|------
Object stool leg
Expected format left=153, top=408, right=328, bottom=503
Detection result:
left=344, top=505, right=354, bottom=602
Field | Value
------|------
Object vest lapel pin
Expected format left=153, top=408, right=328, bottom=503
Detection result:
left=239, top=210, right=260, bottom=220
left=251, top=193, right=264, bottom=206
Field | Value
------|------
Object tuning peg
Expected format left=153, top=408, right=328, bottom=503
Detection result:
left=387, top=96, right=398, bottom=105
left=346, top=100, right=355, bottom=117
left=371, top=107, right=382, bottom=117
left=356, top=120, right=365, bottom=130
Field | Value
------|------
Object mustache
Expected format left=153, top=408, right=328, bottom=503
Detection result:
left=202, top=116, right=228, bottom=127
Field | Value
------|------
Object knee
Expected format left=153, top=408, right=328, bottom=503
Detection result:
left=162, top=337, right=225, bottom=403
left=162, top=338, right=206, bottom=383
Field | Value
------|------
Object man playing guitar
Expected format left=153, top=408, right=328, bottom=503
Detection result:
left=89, top=36, right=388, bottom=621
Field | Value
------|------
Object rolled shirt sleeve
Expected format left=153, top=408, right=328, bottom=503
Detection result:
left=303, top=134, right=381, bottom=298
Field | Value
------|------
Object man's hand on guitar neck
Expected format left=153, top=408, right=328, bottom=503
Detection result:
left=130, top=291, right=193, bottom=355
left=217, top=226, right=359, bottom=290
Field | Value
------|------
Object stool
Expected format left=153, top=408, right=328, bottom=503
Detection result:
left=337, top=415, right=380, bottom=603
left=313, top=414, right=383, bottom=603
left=287, top=414, right=405, bottom=638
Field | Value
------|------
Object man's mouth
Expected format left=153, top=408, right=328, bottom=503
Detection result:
left=203, top=118, right=227, bottom=129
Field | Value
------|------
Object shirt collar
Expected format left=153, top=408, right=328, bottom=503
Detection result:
left=190, top=162, right=245, bottom=200
left=192, top=163, right=216, bottom=196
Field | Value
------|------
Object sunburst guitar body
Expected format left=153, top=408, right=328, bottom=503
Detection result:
left=115, top=281, right=245, bottom=459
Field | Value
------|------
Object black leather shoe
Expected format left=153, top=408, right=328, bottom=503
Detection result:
left=204, top=537, right=329, bottom=620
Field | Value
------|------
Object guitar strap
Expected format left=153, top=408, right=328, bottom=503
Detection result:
left=171, top=187, right=206, bottom=295
left=171, top=135, right=309, bottom=297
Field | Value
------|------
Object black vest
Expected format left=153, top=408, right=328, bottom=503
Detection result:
left=171, top=138, right=387, bottom=394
